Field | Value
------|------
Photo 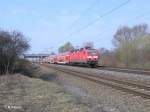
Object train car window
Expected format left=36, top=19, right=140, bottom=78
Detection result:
left=88, top=50, right=97, bottom=55
left=73, top=49, right=79, bottom=52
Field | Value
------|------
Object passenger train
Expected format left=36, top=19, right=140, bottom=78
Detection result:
left=42, top=47, right=100, bottom=67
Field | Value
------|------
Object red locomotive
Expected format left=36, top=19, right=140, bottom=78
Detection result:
left=43, top=47, right=100, bottom=67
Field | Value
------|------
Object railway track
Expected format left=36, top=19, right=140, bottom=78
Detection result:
left=63, top=64, right=150, bottom=76
left=44, top=64, right=150, bottom=99
left=98, top=66, right=150, bottom=76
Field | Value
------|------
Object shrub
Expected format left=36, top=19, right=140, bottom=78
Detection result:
left=14, top=59, right=39, bottom=77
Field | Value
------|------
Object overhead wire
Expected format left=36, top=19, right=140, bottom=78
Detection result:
left=55, top=0, right=131, bottom=51
left=96, top=11, right=150, bottom=38
left=68, top=0, right=100, bottom=29
left=55, top=0, right=100, bottom=47
left=66, top=0, right=131, bottom=38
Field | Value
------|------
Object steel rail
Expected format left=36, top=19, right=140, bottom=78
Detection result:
left=98, top=66, right=150, bottom=76
left=44, top=64, right=150, bottom=99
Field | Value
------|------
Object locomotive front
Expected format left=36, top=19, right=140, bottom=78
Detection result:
left=86, top=49, right=100, bottom=67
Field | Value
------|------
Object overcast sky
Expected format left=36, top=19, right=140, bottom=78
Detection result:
left=0, top=0, right=150, bottom=53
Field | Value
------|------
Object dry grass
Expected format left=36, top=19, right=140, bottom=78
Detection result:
left=0, top=72, right=92, bottom=112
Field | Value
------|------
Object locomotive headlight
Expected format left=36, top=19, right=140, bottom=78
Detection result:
left=93, top=56, right=98, bottom=58
left=87, top=56, right=92, bottom=58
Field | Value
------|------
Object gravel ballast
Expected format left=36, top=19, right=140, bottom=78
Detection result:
left=50, top=64, right=150, bottom=85
left=43, top=64, right=150, bottom=112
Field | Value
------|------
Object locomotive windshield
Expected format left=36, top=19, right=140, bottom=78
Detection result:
left=88, top=50, right=97, bottom=55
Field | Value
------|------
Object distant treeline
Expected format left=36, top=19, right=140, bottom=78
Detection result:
left=100, top=23, right=150, bottom=69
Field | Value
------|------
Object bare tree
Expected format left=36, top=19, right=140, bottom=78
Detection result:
left=112, top=23, right=150, bottom=68
left=0, top=30, right=30, bottom=75
left=58, top=42, right=74, bottom=53
left=83, top=41, right=94, bottom=49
